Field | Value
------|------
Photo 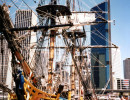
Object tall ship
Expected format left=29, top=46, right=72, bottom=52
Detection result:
left=0, top=0, right=120, bottom=100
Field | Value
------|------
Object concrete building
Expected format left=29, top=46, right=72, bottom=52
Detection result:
left=15, top=10, right=37, bottom=66
left=117, top=79, right=129, bottom=90
left=0, top=34, right=13, bottom=89
left=112, top=48, right=122, bottom=78
left=124, top=58, right=130, bottom=79
left=112, top=48, right=122, bottom=89
left=113, top=78, right=130, bottom=90
left=0, top=34, right=13, bottom=99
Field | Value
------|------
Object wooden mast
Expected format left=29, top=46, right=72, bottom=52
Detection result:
left=48, top=0, right=57, bottom=93
left=71, top=0, right=76, bottom=99
left=71, top=47, right=75, bottom=99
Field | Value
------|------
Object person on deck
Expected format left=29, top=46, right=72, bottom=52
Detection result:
left=14, top=69, right=25, bottom=100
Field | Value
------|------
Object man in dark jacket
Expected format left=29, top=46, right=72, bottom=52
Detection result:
left=14, top=69, right=25, bottom=100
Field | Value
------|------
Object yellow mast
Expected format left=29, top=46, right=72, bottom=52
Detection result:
left=71, top=59, right=75, bottom=99
left=71, top=37, right=76, bottom=99
left=48, top=0, right=56, bottom=93
left=48, top=30, right=55, bottom=92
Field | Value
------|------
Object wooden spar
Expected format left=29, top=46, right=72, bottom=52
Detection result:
left=31, top=45, right=118, bottom=50
left=9, top=21, right=107, bottom=32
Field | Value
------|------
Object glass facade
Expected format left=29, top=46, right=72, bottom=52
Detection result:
left=91, top=1, right=110, bottom=89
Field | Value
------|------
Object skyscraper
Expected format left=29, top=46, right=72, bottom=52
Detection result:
left=112, top=48, right=122, bottom=89
left=124, top=58, right=130, bottom=79
left=0, top=34, right=12, bottom=89
left=112, top=48, right=122, bottom=78
left=91, top=1, right=110, bottom=89
left=15, top=10, right=37, bottom=67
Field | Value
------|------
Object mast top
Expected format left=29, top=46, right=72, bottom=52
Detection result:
left=36, top=5, right=71, bottom=17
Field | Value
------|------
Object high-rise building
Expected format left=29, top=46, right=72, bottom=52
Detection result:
left=0, top=34, right=12, bottom=89
left=124, top=58, right=130, bottom=79
left=91, top=1, right=110, bottom=89
left=112, top=48, right=122, bottom=78
left=112, top=48, right=122, bottom=89
left=15, top=10, right=37, bottom=66
left=0, top=34, right=12, bottom=100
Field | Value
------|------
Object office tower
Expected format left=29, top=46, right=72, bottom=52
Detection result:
left=112, top=48, right=122, bottom=89
left=124, top=58, right=130, bottom=79
left=112, top=48, right=122, bottom=78
left=0, top=34, right=12, bottom=89
left=15, top=10, right=37, bottom=67
left=91, top=1, right=110, bottom=89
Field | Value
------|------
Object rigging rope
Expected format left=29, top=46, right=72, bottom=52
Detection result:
left=0, top=1, right=115, bottom=99
left=79, top=0, right=107, bottom=21
left=89, top=0, right=103, bottom=11
left=91, top=22, right=113, bottom=45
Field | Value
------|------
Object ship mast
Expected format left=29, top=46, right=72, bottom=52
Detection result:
left=48, top=0, right=57, bottom=93
left=108, top=0, right=113, bottom=90
left=71, top=0, right=76, bottom=99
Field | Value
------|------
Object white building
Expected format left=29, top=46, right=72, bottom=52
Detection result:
left=15, top=10, right=37, bottom=67
left=0, top=35, right=13, bottom=89
left=0, top=34, right=13, bottom=99
left=112, top=48, right=122, bottom=89
left=117, top=79, right=129, bottom=90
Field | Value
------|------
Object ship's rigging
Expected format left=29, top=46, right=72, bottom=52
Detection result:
left=0, top=0, right=119, bottom=100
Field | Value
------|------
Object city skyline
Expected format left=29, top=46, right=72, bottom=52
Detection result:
left=4, top=0, right=130, bottom=74
left=3, top=0, right=130, bottom=63
left=0, top=0, right=130, bottom=99
left=0, top=0, right=129, bottom=82
left=111, top=0, right=130, bottom=72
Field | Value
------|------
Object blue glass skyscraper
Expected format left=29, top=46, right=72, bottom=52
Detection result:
left=91, top=1, right=110, bottom=89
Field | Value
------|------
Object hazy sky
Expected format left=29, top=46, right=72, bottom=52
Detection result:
left=111, top=0, right=130, bottom=61
left=110, top=0, right=130, bottom=77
